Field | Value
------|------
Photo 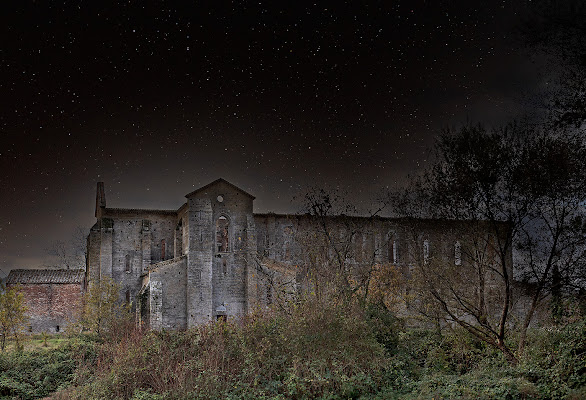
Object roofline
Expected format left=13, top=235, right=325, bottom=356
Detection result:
left=252, top=213, right=511, bottom=225
left=185, top=178, right=256, bottom=199
left=8, top=268, right=85, bottom=272
left=6, top=268, right=85, bottom=285
left=103, top=208, right=178, bottom=216
left=177, top=202, right=188, bottom=214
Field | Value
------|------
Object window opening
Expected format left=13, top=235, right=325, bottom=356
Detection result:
left=216, top=216, right=229, bottom=252
left=55, top=325, right=60, bottom=333
left=125, top=254, right=131, bottom=272
left=423, top=240, right=430, bottom=264
left=455, top=241, right=462, bottom=265
left=161, top=239, right=166, bottom=260
left=393, top=240, right=398, bottom=264
left=126, top=289, right=131, bottom=304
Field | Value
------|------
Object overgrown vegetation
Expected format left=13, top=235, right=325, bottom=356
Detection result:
left=0, top=336, right=93, bottom=400
left=20, top=302, right=577, bottom=400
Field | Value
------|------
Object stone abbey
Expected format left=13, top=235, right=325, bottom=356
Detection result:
left=6, top=178, right=525, bottom=333
left=8, top=178, right=528, bottom=334
left=86, top=178, right=494, bottom=329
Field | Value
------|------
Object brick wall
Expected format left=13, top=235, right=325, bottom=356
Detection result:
left=12, top=283, right=82, bottom=334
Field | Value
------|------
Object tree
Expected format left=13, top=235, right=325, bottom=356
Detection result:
left=77, top=276, right=131, bottom=337
left=295, top=188, right=399, bottom=309
left=401, top=123, right=586, bottom=362
left=46, top=226, right=88, bottom=270
left=0, top=285, right=28, bottom=351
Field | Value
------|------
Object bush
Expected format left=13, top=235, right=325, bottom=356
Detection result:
left=51, top=309, right=586, bottom=399
left=59, top=301, right=389, bottom=399
left=0, top=340, right=84, bottom=399
left=517, top=320, right=586, bottom=399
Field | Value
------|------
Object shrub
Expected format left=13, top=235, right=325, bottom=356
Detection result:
left=59, top=300, right=388, bottom=399
left=52, top=308, right=586, bottom=399
left=0, top=343, right=81, bottom=399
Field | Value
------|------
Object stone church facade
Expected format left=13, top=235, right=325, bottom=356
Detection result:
left=87, top=179, right=514, bottom=330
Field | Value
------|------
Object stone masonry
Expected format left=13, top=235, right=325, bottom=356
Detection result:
left=86, top=178, right=513, bottom=329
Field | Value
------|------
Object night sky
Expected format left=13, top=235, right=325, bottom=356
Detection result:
left=1, top=1, right=546, bottom=273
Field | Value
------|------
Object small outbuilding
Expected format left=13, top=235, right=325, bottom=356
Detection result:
left=5, top=269, right=84, bottom=334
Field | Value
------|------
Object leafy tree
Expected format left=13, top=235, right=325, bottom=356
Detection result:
left=77, top=276, right=131, bottom=337
left=401, top=122, right=586, bottom=363
left=0, top=285, right=28, bottom=351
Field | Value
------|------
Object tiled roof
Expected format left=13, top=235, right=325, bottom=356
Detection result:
left=5, top=269, right=84, bottom=285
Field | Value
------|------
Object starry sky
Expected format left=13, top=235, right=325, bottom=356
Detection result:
left=1, top=1, right=548, bottom=273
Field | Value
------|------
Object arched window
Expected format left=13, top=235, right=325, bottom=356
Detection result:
left=216, top=216, right=230, bottom=252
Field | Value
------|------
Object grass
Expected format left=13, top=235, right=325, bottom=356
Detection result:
left=1, top=335, right=69, bottom=352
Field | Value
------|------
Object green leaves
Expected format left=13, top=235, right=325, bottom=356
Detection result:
left=0, top=286, right=28, bottom=351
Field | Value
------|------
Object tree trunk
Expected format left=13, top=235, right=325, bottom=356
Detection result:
left=551, top=264, right=562, bottom=323
left=517, top=293, right=539, bottom=356
left=497, top=338, right=519, bottom=365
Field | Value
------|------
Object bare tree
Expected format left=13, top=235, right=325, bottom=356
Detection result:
left=46, top=226, right=88, bottom=269
left=295, top=188, right=395, bottom=307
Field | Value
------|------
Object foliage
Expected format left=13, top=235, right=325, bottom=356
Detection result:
left=0, top=337, right=92, bottom=400
left=8, top=310, right=574, bottom=400
left=0, top=286, right=28, bottom=351
left=73, top=276, right=132, bottom=338
left=353, top=263, right=407, bottom=316
left=56, top=300, right=389, bottom=400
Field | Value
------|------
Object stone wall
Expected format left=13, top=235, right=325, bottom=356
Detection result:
left=87, top=209, right=180, bottom=305
left=185, top=179, right=255, bottom=325
left=149, top=256, right=187, bottom=329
